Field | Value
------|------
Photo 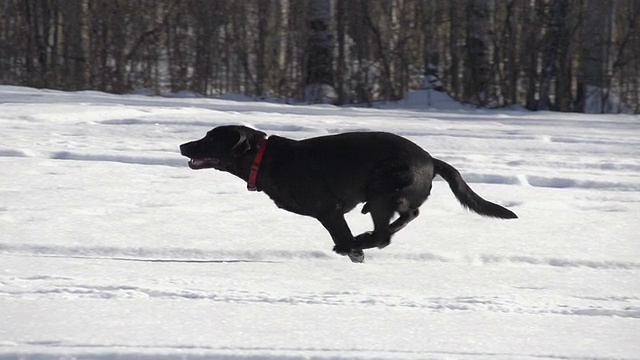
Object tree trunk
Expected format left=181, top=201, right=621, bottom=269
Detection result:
left=305, top=0, right=336, bottom=104
left=335, top=0, right=346, bottom=104
left=463, top=0, right=495, bottom=107
left=503, top=0, right=518, bottom=105
left=61, top=0, right=86, bottom=90
left=555, top=1, right=574, bottom=112
left=255, top=1, right=269, bottom=97
left=192, top=0, right=217, bottom=95
left=539, top=0, right=569, bottom=110
left=277, top=0, right=289, bottom=97
left=363, top=2, right=398, bottom=101
left=577, top=0, right=615, bottom=113
left=110, top=1, right=126, bottom=93
left=449, top=0, right=461, bottom=98
left=523, top=0, right=542, bottom=110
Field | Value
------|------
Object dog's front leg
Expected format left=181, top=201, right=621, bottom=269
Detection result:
left=318, top=213, right=364, bottom=263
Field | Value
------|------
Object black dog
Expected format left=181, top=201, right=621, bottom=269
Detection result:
left=180, top=125, right=517, bottom=262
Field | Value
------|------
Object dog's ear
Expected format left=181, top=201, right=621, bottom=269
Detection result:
left=232, top=126, right=266, bottom=157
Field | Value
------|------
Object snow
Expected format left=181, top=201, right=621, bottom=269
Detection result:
left=0, top=85, right=639, bottom=359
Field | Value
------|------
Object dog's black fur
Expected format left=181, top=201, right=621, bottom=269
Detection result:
left=180, top=125, right=517, bottom=262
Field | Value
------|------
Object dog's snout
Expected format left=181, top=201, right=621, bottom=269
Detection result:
left=180, top=141, right=194, bottom=156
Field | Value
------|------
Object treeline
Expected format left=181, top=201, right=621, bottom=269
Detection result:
left=1, top=0, right=639, bottom=112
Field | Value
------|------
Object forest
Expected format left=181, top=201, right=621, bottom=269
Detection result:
left=1, top=0, right=639, bottom=113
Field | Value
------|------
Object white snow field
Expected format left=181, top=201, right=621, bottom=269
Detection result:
left=0, top=86, right=639, bottom=360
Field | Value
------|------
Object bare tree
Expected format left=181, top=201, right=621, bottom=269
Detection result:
left=1, top=0, right=640, bottom=112
left=611, top=0, right=640, bottom=112
left=276, top=0, right=290, bottom=97
left=463, top=0, right=496, bottom=106
left=577, top=0, right=616, bottom=113
left=448, top=0, right=462, bottom=98
left=305, top=0, right=337, bottom=104
left=538, top=0, right=569, bottom=110
left=554, top=0, right=574, bottom=112
left=60, top=0, right=86, bottom=90
left=500, top=0, right=518, bottom=106
left=191, top=0, right=218, bottom=95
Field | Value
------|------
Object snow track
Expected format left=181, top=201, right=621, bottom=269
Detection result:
left=2, top=261, right=638, bottom=321
left=1, top=86, right=638, bottom=359
left=2, top=243, right=640, bottom=270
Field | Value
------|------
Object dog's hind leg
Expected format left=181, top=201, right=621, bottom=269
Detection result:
left=354, top=199, right=396, bottom=250
left=389, top=208, right=420, bottom=235
left=319, top=212, right=364, bottom=263
left=356, top=199, right=421, bottom=250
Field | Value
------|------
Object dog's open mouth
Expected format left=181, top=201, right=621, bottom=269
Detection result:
left=188, top=158, right=219, bottom=170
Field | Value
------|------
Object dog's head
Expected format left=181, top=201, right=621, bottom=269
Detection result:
left=180, top=125, right=266, bottom=172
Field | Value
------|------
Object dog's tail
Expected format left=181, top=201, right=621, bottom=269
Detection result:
left=433, top=158, right=518, bottom=219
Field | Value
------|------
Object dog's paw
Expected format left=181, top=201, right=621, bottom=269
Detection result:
left=333, top=245, right=351, bottom=256
left=333, top=245, right=365, bottom=263
left=348, top=249, right=365, bottom=263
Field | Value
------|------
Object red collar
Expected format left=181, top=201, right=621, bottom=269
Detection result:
left=247, top=138, right=268, bottom=191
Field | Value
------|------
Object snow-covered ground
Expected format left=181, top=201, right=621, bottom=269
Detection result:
left=0, top=86, right=638, bottom=360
